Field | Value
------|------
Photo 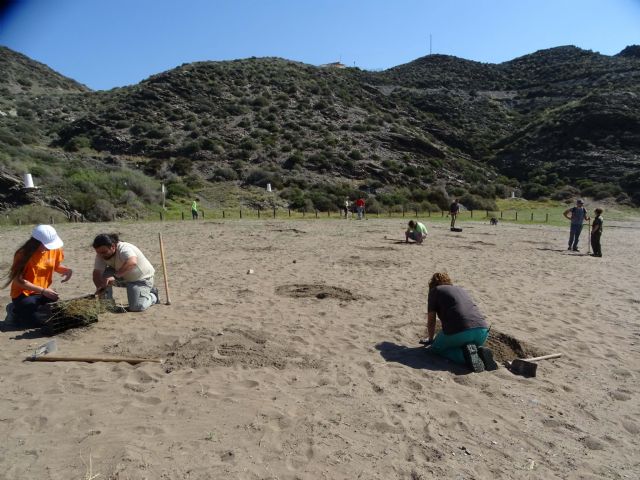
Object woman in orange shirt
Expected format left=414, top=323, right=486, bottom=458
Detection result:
left=4, top=225, right=72, bottom=327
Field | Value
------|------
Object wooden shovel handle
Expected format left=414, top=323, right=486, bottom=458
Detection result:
left=28, top=355, right=161, bottom=365
left=159, top=233, right=172, bottom=305
left=524, top=353, right=562, bottom=362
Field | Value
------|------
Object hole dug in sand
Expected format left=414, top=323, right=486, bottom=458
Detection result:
left=161, top=328, right=321, bottom=372
left=275, top=283, right=358, bottom=301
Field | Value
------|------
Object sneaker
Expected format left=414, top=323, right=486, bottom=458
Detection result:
left=572, top=248, right=579, bottom=252
left=462, top=344, right=485, bottom=373
left=477, top=346, right=498, bottom=371
left=151, top=287, right=160, bottom=304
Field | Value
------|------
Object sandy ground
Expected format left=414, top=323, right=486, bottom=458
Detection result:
left=0, top=218, right=639, bottom=479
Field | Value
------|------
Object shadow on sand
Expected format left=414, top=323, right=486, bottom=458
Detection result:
left=375, top=341, right=469, bottom=375
left=0, top=320, right=49, bottom=340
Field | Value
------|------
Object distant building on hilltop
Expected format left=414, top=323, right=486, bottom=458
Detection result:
left=320, top=61, right=347, bottom=69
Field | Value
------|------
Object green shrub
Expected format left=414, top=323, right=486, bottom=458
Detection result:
left=349, top=149, right=363, bottom=160
left=211, top=167, right=238, bottom=181
left=3, top=205, right=68, bottom=225
left=64, top=136, right=92, bottom=152
left=458, top=193, right=497, bottom=211
left=166, top=181, right=191, bottom=199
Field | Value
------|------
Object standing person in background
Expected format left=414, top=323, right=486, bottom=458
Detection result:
left=355, top=197, right=366, bottom=220
left=344, top=198, right=351, bottom=219
left=3, top=225, right=72, bottom=327
left=191, top=198, right=199, bottom=220
left=449, top=199, right=460, bottom=229
left=590, top=208, right=604, bottom=257
left=563, top=199, right=590, bottom=252
left=92, top=233, right=158, bottom=312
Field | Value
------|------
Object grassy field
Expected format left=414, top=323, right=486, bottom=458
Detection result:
left=1, top=196, right=638, bottom=227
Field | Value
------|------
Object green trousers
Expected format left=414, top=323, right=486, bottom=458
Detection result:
left=430, top=327, right=489, bottom=365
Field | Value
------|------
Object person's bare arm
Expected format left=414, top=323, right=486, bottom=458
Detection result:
left=55, top=264, right=72, bottom=283
left=427, top=311, right=437, bottom=341
left=115, top=256, right=138, bottom=278
left=14, top=275, right=58, bottom=300
left=563, top=208, right=572, bottom=220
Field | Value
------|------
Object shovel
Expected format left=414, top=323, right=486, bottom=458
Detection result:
left=25, top=339, right=162, bottom=365
left=506, top=353, right=562, bottom=377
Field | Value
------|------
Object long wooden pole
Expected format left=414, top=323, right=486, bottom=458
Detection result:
left=28, top=355, right=161, bottom=365
left=158, top=233, right=172, bottom=305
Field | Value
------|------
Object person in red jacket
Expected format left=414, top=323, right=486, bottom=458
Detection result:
left=355, top=198, right=366, bottom=220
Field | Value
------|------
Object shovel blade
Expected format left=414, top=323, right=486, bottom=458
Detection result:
left=34, top=339, right=57, bottom=357
left=510, top=358, right=537, bottom=377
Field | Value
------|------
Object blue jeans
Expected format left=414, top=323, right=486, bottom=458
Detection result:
left=568, top=223, right=583, bottom=250
left=102, top=268, right=156, bottom=312
left=12, top=294, right=54, bottom=327
left=429, top=327, right=490, bottom=365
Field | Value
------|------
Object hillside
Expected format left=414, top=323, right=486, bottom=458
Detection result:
left=0, top=45, right=639, bottom=219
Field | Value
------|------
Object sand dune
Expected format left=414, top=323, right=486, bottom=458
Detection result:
left=1, top=218, right=638, bottom=479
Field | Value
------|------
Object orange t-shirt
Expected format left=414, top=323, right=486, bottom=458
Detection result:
left=10, top=248, right=64, bottom=299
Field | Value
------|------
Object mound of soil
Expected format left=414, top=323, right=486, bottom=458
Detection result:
left=160, top=328, right=321, bottom=372
left=485, top=329, right=544, bottom=363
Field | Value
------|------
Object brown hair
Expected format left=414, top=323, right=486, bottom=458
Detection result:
left=429, top=272, right=452, bottom=290
left=595, top=208, right=603, bottom=215
left=3, top=237, right=42, bottom=289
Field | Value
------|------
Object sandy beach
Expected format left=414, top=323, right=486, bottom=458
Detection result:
left=0, top=217, right=638, bottom=479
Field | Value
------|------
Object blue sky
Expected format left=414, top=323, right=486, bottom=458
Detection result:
left=1, top=0, right=638, bottom=91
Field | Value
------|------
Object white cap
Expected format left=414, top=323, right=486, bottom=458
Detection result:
left=31, top=224, right=63, bottom=250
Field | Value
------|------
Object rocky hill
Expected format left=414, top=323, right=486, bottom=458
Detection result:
left=0, top=45, right=639, bottom=219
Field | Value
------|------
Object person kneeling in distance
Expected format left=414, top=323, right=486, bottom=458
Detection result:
left=405, top=220, right=428, bottom=244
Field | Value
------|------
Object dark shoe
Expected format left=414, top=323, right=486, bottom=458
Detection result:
left=478, top=346, right=498, bottom=371
left=151, top=287, right=160, bottom=304
left=572, top=248, right=579, bottom=252
left=462, top=344, right=485, bottom=373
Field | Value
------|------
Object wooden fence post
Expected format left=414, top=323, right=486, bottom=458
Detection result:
left=546, top=213, right=549, bottom=223
left=240, top=209, right=242, bottom=219
left=273, top=207, right=276, bottom=219
left=258, top=208, right=260, bottom=219
left=159, top=212, right=163, bottom=221
left=315, top=210, right=318, bottom=218
left=223, top=210, right=225, bottom=218
left=515, top=211, right=518, bottom=221
left=181, top=212, right=184, bottom=220
left=531, top=212, right=534, bottom=222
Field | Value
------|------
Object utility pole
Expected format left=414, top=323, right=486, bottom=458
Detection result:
left=430, top=34, right=432, bottom=55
